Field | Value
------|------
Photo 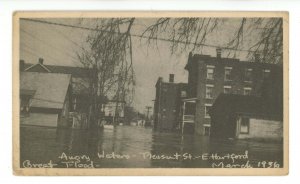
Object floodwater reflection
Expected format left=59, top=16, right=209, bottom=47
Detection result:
left=20, top=125, right=283, bottom=168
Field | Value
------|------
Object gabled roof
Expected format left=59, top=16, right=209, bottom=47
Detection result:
left=24, top=63, right=91, bottom=78
left=25, top=63, right=52, bottom=72
left=20, top=72, right=71, bottom=109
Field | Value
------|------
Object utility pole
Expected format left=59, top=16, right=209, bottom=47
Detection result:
left=145, top=106, right=152, bottom=121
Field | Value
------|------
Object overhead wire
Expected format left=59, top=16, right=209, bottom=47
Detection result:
left=21, top=18, right=257, bottom=53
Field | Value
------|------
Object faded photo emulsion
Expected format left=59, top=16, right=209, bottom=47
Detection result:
left=13, top=12, right=289, bottom=175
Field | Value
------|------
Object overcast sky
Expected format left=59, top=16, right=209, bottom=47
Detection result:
left=20, top=18, right=255, bottom=114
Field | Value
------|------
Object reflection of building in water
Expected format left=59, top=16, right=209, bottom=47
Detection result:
left=20, top=72, right=72, bottom=127
left=184, top=50, right=282, bottom=136
left=153, top=74, right=188, bottom=131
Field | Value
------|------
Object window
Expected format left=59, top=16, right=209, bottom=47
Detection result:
left=20, top=95, right=32, bottom=116
left=181, top=90, right=187, bottom=98
left=224, top=86, right=232, bottom=94
left=206, top=65, right=215, bottom=80
left=204, top=126, right=210, bottom=136
left=240, top=117, right=250, bottom=134
left=206, top=85, right=214, bottom=99
left=72, top=97, right=77, bottom=111
left=263, top=69, right=271, bottom=79
left=205, top=104, right=212, bottom=118
left=224, top=67, right=233, bottom=81
left=243, top=87, right=252, bottom=95
left=244, top=68, right=253, bottom=82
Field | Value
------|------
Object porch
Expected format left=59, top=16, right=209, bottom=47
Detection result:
left=181, top=98, right=197, bottom=134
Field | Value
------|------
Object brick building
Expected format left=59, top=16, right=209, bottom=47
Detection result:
left=184, top=50, right=282, bottom=135
left=153, top=74, right=188, bottom=131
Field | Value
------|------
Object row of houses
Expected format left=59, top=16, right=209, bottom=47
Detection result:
left=20, top=58, right=125, bottom=128
left=153, top=49, right=283, bottom=140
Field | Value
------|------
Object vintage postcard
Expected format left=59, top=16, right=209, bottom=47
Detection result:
left=13, top=11, right=289, bottom=175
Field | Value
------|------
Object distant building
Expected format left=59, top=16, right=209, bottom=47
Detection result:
left=102, top=100, right=125, bottom=124
left=184, top=50, right=282, bottom=135
left=209, top=94, right=283, bottom=141
left=153, top=74, right=188, bottom=131
left=20, top=72, right=72, bottom=127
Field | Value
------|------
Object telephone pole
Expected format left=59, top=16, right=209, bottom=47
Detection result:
left=145, top=106, right=152, bottom=120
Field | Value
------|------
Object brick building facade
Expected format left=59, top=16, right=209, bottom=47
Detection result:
left=184, top=51, right=282, bottom=135
left=153, top=74, right=188, bottom=131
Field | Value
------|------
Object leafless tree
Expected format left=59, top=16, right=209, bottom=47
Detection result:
left=77, top=18, right=135, bottom=127
left=141, top=18, right=283, bottom=64
left=78, top=17, right=283, bottom=127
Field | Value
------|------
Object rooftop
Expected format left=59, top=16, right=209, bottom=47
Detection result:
left=23, top=63, right=91, bottom=78
left=20, top=72, right=71, bottom=109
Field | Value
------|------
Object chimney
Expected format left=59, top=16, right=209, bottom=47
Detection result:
left=169, top=74, right=174, bottom=83
left=216, top=48, right=222, bottom=58
left=20, top=60, right=25, bottom=71
left=254, top=53, right=260, bottom=62
left=38, top=58, right=44, bottom=65
left=158, top=77, right=163, bottom=82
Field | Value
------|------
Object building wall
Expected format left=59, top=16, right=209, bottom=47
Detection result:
left=158, top=83, right=179, bottom=130
left=58, top=86, right=71, bottom=127
left=186, top=60, right=198, bottom=98
left=236, top=117, right=283, bottom=140
left=21, top=85, right=72, bottom=128
left=21, top=113, right=59, bottom=127
left=154, top=79, right=186, bottom=131
left=187, top=54, right=281, bottom=135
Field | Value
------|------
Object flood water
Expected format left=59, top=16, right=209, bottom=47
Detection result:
left=20, top=125, right=283, bottom=168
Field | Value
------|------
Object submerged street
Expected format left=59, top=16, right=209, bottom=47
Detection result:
left=20, top=125, right=283, bottom=168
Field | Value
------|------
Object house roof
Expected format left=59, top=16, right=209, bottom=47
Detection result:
left=25, top=63, right=51, bottom=72
left=210, top=94, right=282, bottom=120
left=24, top=63, right=91, bottom=78
left=20, top=72, right=71, bottom=109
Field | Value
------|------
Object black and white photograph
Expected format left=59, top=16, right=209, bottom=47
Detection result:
left=13, top=12, right=288, bottom=175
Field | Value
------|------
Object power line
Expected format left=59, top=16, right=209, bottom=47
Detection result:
left=21, top=43, right=67, bottom=64
left=20, top=28, right=80, bottom=63
left=22, top=18, right=256, bottom=53
left=21, top=47, right=42, bottom=58
left=52, top=25, right=87, bottom=51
